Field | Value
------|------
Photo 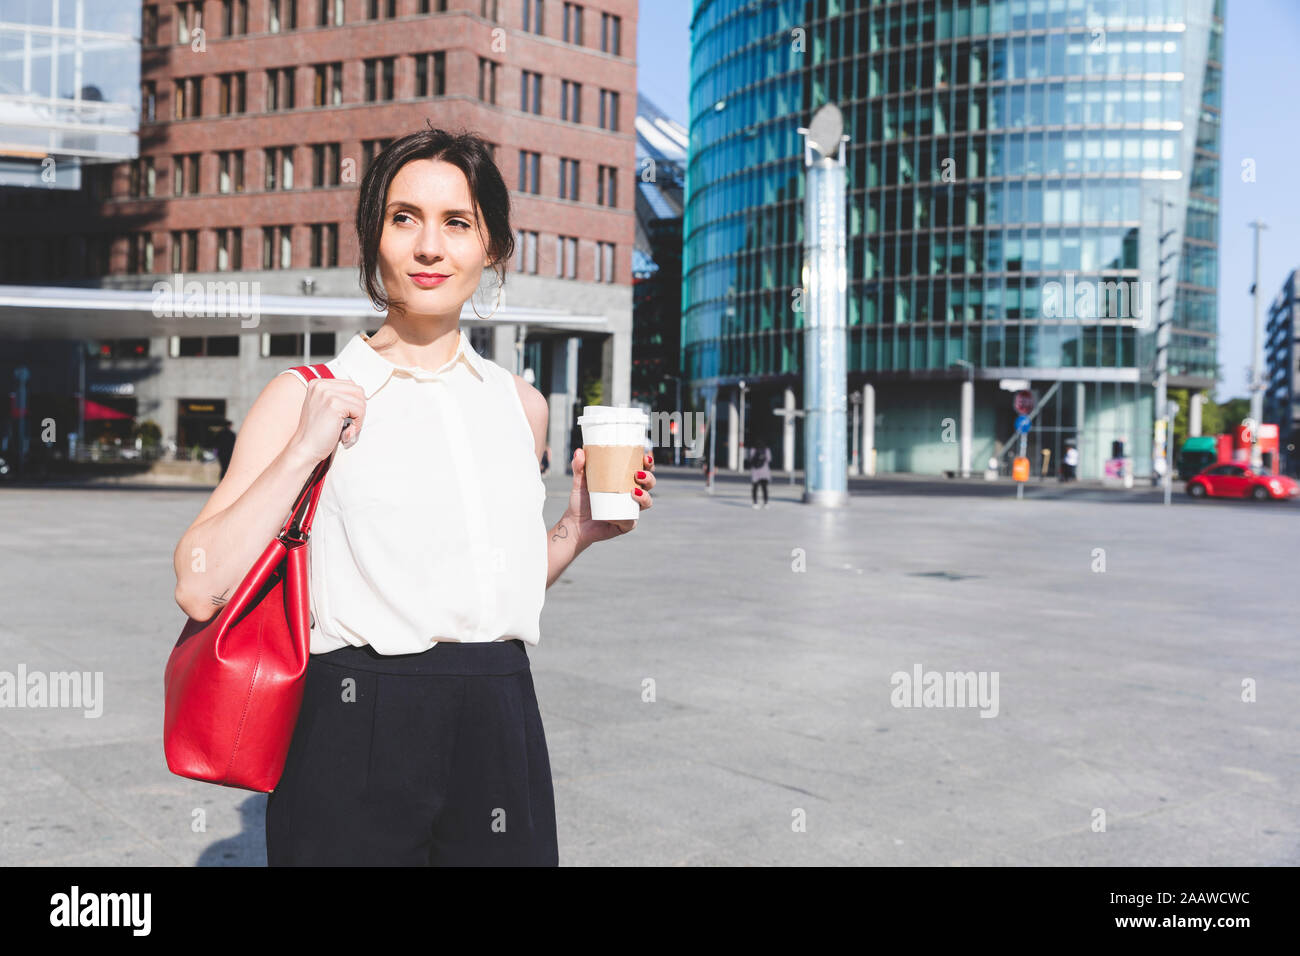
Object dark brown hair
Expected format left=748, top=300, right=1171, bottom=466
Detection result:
left=355, top=123, right=514, bottom=312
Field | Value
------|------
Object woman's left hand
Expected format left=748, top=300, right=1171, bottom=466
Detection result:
left=566, top=447, right=655, bottom=547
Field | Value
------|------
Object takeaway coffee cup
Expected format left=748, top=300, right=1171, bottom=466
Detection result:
left=578, top=405, right=650, bottom=521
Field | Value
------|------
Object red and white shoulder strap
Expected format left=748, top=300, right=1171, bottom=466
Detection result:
left=278, top=363, right=335, bottom=386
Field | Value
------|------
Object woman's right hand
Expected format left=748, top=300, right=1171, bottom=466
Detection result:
left=288, top=378, right=367, bottom=464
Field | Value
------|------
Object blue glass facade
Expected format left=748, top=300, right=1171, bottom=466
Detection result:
left=684, top=0, right=1223, bottom=478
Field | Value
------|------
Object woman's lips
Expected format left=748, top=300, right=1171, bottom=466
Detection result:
left=410, top=273, right=449, bottom=288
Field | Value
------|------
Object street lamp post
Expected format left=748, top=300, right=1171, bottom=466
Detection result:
left=662, top=372, right=685, bottom=466
left=738, top=379, right=747, bottom=472
left=1248, top=220, right=1268, bottom=470
left=952, top=359, right=974, bottom=478
left=1152, top=194, right=1177, bottom=492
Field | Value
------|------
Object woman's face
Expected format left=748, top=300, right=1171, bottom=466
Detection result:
left=377, top=158, right=492, bottom=321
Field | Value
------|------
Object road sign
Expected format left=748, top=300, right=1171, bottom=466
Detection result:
left=1013, top=389, right=1035, bottom=415
left=1012, top=457, right=1030, bottom=482
left=999, top=378, right=1030, bottom=391
left=1014, top=414, right=1032, bottom=434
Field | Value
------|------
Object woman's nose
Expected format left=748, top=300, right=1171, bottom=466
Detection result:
left=414, top=226, right=443, bottom=261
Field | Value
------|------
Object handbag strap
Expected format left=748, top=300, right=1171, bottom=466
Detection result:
left=278, top=363, right=337, bottom=544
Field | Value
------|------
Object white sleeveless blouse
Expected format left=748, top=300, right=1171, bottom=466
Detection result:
left=278, top=329, right=547, bottom=655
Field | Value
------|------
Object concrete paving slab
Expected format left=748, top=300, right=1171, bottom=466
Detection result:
left=0, top=470, right=1295, bottom=865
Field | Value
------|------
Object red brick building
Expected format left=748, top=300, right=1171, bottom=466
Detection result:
left=0, top=0, right=637, bottom=461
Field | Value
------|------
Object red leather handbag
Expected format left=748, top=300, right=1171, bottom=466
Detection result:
left=163, top=363, right=335, bottom=792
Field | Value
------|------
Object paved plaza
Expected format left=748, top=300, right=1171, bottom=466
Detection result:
left=1, top=468, right=1296, bottom=865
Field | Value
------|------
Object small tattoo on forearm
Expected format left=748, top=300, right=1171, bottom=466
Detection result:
left=550, top=522, right=570, bottom=543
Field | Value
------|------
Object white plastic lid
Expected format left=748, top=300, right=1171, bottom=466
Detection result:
left=577, top=405, right=649, bottom=426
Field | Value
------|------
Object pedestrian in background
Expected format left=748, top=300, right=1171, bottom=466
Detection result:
left=749, top=440, right=771, bottom=508
left=213, top=420, right=236, bottom=479
left=1062, top=442, right=1079, bottom=482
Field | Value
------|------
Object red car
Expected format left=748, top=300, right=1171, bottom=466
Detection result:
left=1186, top=462, right=1299, bottom=501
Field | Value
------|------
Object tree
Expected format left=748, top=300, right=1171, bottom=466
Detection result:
left=1201, top=396, right=1250, bottom=438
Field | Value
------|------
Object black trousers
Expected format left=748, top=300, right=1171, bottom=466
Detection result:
left=752, top=479, right=769, bottom=503
left=265, top=639, right=558, bottom=866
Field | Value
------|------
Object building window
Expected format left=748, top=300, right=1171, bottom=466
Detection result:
left=142, top=4, right=159, bottom=44
left=95, top=338, right=151, bottom=358
left=317, top=0, right=344, bottom=26
left=600, top=12, right=620, bottom=55
left=598, top=88, right=618, bottom=130
left=141, top=80, right=157, bottom=123
left=368, top=0, right=396, bottom=18
left=310, top=223, right=338, bottom=267
left=595, top=240, right=614, bottom=282
left=172, top=153, right=199, bottom=195
left=266, top=332, right=337, bottom=357
left=222, top=0, right=248, bottom=35
left=129, top=157, right=156, bottom=197
left=313, top=62, right=343, bottom=106
left=559, top=157, right=578, bottom=200
left=266, top=67, right=295, bottom=111
left=597, top=164, right=616, bottom=207
left=515, top=229, right=538, bottom=274
left=480, top=0, right=499, bottom=21
left=175, top=336, right=239, bottom=357
left=517, top=150, right=540, bottom=194
left=364, top=57, right=395, bottom=102
left=478, top=58, right=498, bottom=104
left=523, top=0, right=544, bottom=35
left=170, top=229, right=199, bottom=272
left=520, top=70, right=541, bottom=114
left=127, top=234, right=155, bottom=274
left=563, top=2, right=582, bottom=44
left=269, top=0, right=297, bottom=32
left=264, top=147, right=294, bottom=190
left=217, top=150, right=244, bottom=193
left=555, top=235, right=576, bottom=279
left=560, top=79, right=581, bottom=122
left=361, top=138, right=393, bottom=176
left=312, top=143, right=340, bottom=187
left=414, top=52, right=446, bottom=97
left=262, top=226, right=293, bottom=270
left=216, top=228, right=243, bottom=271
left=218, top=72, right=246, bottom=115
left=173, top=76, right=202, bottom=119
left=176, top=1, right=199, bottom=43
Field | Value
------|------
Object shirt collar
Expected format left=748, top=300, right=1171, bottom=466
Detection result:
left=336, top=328, right=488, bottom=398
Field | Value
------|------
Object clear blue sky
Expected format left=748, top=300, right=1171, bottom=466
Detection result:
left=637, top=0, right=1300, bottom=402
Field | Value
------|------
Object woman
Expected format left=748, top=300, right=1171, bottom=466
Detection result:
left=171, top=127, right=655, bottom=865
left=748, top=440, right=772, bottom=508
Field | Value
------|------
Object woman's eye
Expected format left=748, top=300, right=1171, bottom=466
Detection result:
left=392, top=212, right=412, bottom=224
left=450, top=219, right=470, bottom=229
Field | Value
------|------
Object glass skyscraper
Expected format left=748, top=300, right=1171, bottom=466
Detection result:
left=684, top=0, right=1222, bottom=479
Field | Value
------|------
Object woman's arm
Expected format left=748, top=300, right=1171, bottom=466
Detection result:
left=512, top=375, right=654, bottom=591
left=173, top=375, right=318, bottom=621
left=512, top=374, right=586, bottom=589
left=545, top=511, right=588, bottom=589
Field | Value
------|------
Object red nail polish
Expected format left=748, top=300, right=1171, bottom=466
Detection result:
left=634, top=487, right=643, bottom=496
left=636, top=471, right=646, bottom=479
